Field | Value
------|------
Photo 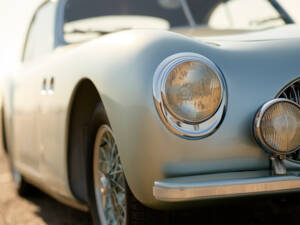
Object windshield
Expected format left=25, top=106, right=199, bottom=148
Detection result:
left=63, top=0, right=298, bottom=43
left=64, top=0, right=208, bottom=28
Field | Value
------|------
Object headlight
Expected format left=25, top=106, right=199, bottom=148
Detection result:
left=254, top=99, right=300, bottom=155
left=163, top=61, right=222, bottom=123
left=153, top=53, right=226, bottom=139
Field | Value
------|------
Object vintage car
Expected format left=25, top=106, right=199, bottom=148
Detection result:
left=1, top=0, right=300, bottom=224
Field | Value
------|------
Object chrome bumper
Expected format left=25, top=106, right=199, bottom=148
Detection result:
left=153, top=175, right=300, bottom=202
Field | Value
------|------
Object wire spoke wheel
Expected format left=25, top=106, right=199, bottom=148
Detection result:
left=93, top=125, right=126, bottom=225
left=88, top=105, right=171, bottom=225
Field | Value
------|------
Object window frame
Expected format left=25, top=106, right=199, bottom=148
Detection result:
left=21, top=0, right=61, bottom=63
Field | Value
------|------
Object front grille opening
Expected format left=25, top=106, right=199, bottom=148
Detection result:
left=278, top=79, right=300, bottom=161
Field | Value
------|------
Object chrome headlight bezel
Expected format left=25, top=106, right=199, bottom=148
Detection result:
left=254, top=98, right=300, bottom=155
left=153, top=52, right=227, bottom=139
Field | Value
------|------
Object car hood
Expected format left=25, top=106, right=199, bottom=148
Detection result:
left=172, top=24, right=300, bottom=42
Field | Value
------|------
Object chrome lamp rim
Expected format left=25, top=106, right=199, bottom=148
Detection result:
left=253, top=98, right=300, bottom=155
left=153, top=52, right=227, bottom=139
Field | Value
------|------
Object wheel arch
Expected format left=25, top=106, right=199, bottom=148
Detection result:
left=66, top=78, right=103, bottom=202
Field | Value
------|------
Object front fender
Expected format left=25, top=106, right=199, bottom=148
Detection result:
left=68, top=30, right=300, bottom=208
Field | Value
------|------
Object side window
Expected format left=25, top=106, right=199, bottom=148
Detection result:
left=208, top=0, right=284, bottom=30
left=23, top=2, right=56, bottom=62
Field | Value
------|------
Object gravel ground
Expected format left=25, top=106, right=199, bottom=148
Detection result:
left=1, top=147, right=300, bottom=225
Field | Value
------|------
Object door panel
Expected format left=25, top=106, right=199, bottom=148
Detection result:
left=38, top=73, right=69, bottom=191
left=12, top=1, right=57, bottom=179
left=13, top=63, right=42, bottom=174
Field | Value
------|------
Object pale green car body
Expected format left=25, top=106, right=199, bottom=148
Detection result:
left=1, top=0, right=300, bottom=211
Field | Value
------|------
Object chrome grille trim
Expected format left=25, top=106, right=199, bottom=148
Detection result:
left=278, top=80, right=300, bottom=104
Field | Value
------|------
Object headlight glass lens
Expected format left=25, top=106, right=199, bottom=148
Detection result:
left=164, top=61, right=222, bottom=123
left=260, top=101, right=300, bottom=153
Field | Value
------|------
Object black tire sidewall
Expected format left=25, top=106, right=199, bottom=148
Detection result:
left=87, top=103, right=110, bottom=225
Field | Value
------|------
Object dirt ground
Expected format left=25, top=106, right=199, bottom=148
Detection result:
left=0, top=149, right=92, bottom=225
left=1, top=147, right=300, bottom=225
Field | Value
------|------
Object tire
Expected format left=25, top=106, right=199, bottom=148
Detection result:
left=87, top=104, right=171, bottom=225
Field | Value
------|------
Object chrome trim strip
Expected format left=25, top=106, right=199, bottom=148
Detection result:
left=153, top=176, right=300, bottom=202
left=152, top=52, right=227, bottom=139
